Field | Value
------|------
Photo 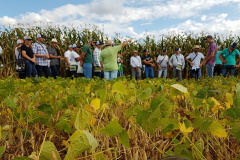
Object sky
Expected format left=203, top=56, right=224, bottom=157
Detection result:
left=1, top=0, right=240, bottom=40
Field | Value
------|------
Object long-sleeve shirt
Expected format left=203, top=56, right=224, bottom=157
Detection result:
left=0, top=46, right=2, bottom=55
left=93, top=47, right=101, bottom=67
left=130, top=56, right=142, bottom=68
left=169, top=54, right=185, bottom=69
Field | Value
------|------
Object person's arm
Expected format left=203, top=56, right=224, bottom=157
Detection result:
left=120, top=57, right=123, bottom=63
left=205, top=51, right=215, bottom=63
left=218, top=53, right=226, bottom=64
left=182, top=56, right=185, bottom=71
left=169, top=56, right=173, bottom=67
left=185, top=54, right=194, bottom=65
left=122, top=39, right=132, bottom=48
left=34, top=45, right=49, bottom=58
left=22, top=50, right=35, bottom=63
left=156, top=56, right=160, bottom=70
left=49, top=54, right=61, bottom=59
left=130, top=57, right=135, bottom=68
left=236, top=55, right=240, bottom=68
left=100, top=62, right=104, bottom=72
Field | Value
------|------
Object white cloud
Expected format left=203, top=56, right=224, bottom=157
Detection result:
left=1, top=0, right=240, bottom=39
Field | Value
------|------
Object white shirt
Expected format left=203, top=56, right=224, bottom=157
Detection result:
left=15, top=47, right=20, bottom=60
left=0, top=46, right=2, bottom=55
left=64, top=50, right=72, bottom=63
left=186, top=52, right=205, bottom=70
left=130, top=56, right=142, bottom=68
left=70, top=51, right=80, bottom=64
left=93, top=47, right=102, bottom=67
left=157, top=55, right=169, bottom=67
left=169, top=54, right=185, bottom=69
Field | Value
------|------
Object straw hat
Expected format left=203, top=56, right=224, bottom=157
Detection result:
left=193, top=45, right=200, bottom=49
left=51, top=38, right=58, bottom=43
left=133, top=50, right=138, bottom=53
left=105, top=40, right=113, bottom=46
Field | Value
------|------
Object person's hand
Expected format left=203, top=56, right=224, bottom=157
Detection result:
left=181, top=68, right=184, bottom=72
left=101, top=67, right=104, bottom=72
left=45, top=54, right=50, bottom=59
left=60, top=57, right=65, bottom=61
left=170, top=65, right=174, bottom=69
left=199, top=64, right=203, bottom=67
left=234, top=65, right=240, bottom=68
left=158, top=66, right=161, bottom=70
left=135, top=66, right=138, bottom=71
left=223, top=60, right=227, bottom=64
left=68, top=64, right=70, bottom=70
left=151, top=63, right=154, bottom=67
left=190, top=62, right=194, bottom=65
left=31, top=58, right=36, bottom=64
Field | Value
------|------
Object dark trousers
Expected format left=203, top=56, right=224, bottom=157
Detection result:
left=191, top=68, right=201, bottom=79
left=222, top=65, right=235, bottom=77
left=214, top=65, right=222, bottom=76
left=94, top=72, right=104, bottom=78
left=35, top=65, right=51, bottom=78
left=50, top=65, right=60, bottom=79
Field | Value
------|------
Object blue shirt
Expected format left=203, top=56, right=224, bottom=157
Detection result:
left=215, top=51, right=223, bottom=65
left=222, top=48, right=240, bottom=66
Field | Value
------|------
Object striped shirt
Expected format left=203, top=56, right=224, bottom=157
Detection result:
left=33, top=42, right=49, bottom=66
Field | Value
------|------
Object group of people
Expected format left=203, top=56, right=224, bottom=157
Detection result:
left=1, top=34, right=239, bottom=80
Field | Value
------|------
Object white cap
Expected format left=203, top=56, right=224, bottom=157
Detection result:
left=36, top=34, right=46, bottom=38
left=72, top=44, right=80, bottom=48
left=17, top=39, right=23, bottom=44
left=69, top=45, right=73, bottom=48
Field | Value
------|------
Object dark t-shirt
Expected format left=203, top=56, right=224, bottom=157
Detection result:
left=142, top=54, right=152, bottom=66
left=47, top=46, right=60, bottom=66
left=21, top=44, right=34, bottom=58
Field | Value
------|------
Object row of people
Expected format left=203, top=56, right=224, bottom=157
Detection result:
left=11, top=34, right=240, bottom=80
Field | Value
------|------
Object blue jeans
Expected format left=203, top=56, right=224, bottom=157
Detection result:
left=117, top=71, right=124, bottom=77
left=104, top=70, right=118, bottom=80
left=206, top=64, right=214, bottom=77
left=83, top=63, right=92, bottom=79
left=25, top=60, right=37, bottom=78
left=50, top=65, right=60, bottom=79
left=191, top=68, right=201, bottom=79
left=158, top=68, right=167, bottom=78
left=35, top=65, right=51, bottom=78
left=222, top=65, right=235, bottom=77
left=145, top=66, right=154, bottom=79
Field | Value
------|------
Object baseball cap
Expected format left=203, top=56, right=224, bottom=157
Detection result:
left=203, top=35, right=213, bottom=40
left=24, top=36, right=32, bottom=40
left=96, top=41, right=104, bottom=45
left=17, top=39, right=24, bottom=44
left=163, top=49, right=167, bottom=52
left=175, top=48, right=181, bottom=51
left=36, top=34, right=46, bottom=38
left=72, top=44, right=81, bottom=48
left=69, top=45, right=73, bottom=48
left=143, top=49, right=148, bottom=52
left=231, top=42, right=238, bottom=48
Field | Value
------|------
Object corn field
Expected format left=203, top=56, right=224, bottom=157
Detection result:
left=0, top=26, right=240, bottom=78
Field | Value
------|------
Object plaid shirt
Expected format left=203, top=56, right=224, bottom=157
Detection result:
left=33, top=42, right=50, bottom=66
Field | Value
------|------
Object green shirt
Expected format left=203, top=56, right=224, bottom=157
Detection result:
left=222, top=48, right=240, bottom=65
left=82, top=45, right=92, bottom=63
left=100, top=45, right=122, bottom=72
left=215, top=51, right=222, bottom=65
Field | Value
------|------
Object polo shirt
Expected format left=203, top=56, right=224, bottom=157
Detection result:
left=82, top=45, right=92, bottom=64
left=222, top=48, right=240, bottom=65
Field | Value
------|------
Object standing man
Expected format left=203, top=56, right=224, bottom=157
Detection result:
left=203, top=35, right=218, bottom=77
left=48, top=38, right=64, bottom=78
left=117, top=52, right=124, bottom=77
left=80, top=39, right=96, bottom=79
left=130, top=50, right=142, bottom=80
left=169, top=48, right=185, bottom=81
left=64, top=45, right=73, bottom=70
left=218, top=42, right=240, bottom=77
left=100, top=39, right=132, bottom=80
left=33, top=34, right=51, bottom=77
left=69, top=44, right=81, bottom=78
left=93, top=41, right=104, bottom=78
left=214, top=49, right=223, bottom=76
left=185, top=45, right=205, bottom=79
left=157, top=49, right=169, bottom=79
left=142, top=49, right=154, bottom=79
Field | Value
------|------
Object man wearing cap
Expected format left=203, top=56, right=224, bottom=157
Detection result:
left=100, top=39, right=132, bottom=80
left=203, top=35, right=218, bottom=77
left=15, top=39, right=25, bottom=79
left=80, top=39, right=96, bottom=79
left=33, top=34, right=51, bottom=78
left=48, top=39, right=64, bottom=78
left=69, top=44, right=81, bottom=78
left=185, top=45, right=205, bottom=79
left=93, top=41, right=104, bottom=78
left=218, top=42, right=240, bottom=77
left=169, top=48, right=185, bottom=81
left=130, top=50, right=142, bottom=80
left=214, top=49, right=223, bottom=76
left=142, top=49, right=154, bottom=79
left=64, top=45, right=73, bottom=71
left=157, top=49, right=169, bottom=79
